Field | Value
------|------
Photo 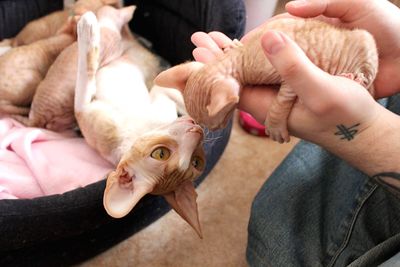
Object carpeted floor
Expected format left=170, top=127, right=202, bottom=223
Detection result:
left=79, top=111, right=298, bottom=267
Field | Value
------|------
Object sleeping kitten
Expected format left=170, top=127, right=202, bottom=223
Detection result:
left=0, top=0, right=121, bottom=47
left=75, top=7, right=205, bottom=237
left=0, top=29, right=75, bottom=117
left=155, top=18, right=378, bottom=143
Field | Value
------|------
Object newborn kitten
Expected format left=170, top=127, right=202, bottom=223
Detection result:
left=155, top=18, right=378, bottom=143
left=76, top=8, right=205, bottom=237
left=0, top=30, right=75, bottom=117
left=0, top=0, right=120, bottom=47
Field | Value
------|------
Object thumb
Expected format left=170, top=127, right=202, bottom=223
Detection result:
left=261, top=30, right=334, bottom=104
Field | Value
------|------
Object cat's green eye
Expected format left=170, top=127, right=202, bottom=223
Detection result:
left=151, top=147, right=171, bottom=161
left=191, top=156, right=204, bottom=171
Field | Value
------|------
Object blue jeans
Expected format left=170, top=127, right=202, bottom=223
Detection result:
left=247, top=95, right=400, bottom=267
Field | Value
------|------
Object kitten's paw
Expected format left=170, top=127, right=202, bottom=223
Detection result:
left=264, top=119, right=290, bottom=144
left=265, top=128, right=290, bottom=143
left=222, top=39, right=243, bottom=53
left=339, top=72, right=368, bottom=87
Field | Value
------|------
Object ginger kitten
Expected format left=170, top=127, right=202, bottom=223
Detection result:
left=0, top=32, right=75, bottom=116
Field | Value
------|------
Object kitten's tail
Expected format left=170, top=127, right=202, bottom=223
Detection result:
left=75, top=12, right=100, bottom=114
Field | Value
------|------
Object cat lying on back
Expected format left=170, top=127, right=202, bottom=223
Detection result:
left=75, top=7, right=205, bottom=237
left=155, top=18, right=378, bottom=143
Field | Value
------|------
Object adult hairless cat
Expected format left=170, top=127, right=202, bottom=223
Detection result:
left=155, top=18, right=378, bottom=143
left=75, top=7, right=205, bottom=237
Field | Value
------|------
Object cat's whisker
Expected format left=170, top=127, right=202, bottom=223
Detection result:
left=203, top=135, right=223, bottom=144
left=201, top=126, right=211, bottom=136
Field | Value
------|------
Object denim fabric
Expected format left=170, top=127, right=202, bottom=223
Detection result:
left=247, top=95, right=400, bottom=267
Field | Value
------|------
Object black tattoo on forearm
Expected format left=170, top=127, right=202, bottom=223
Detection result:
left=334, top=123, right=360, bottom=141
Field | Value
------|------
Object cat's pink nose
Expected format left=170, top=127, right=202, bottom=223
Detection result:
left=179, top=116, right=196, bottom=125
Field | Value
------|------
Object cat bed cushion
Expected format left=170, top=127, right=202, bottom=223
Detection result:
left=0, top=0, right=245, bottom=266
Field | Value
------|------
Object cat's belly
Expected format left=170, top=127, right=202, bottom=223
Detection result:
left=96, top=61, right=151, bottom=110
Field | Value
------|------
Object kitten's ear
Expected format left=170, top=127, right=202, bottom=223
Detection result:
left=154, top=62, right=204, bottom=93
left=164, top=181, right=202, bottom=238
left=206, top=78, right=240, bottom=123
left=103, top=167, right=154, bottom=218
left=120, top=5, right=136, bottom=24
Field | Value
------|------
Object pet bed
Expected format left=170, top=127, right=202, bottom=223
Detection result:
left=0, top=0, right=245, bottom=266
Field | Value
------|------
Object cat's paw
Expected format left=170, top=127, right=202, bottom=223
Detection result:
left=264, top=118, right=290, bottom=144
left=222, top=39, right=243, bottom=53
left=339, top=72, right=368, bottom=88
left=77, top=11, right=100, bottom=54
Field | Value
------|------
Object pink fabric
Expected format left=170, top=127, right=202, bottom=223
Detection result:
left=0, top=118, right=113, bottom=199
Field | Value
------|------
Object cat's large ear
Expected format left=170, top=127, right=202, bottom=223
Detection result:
left=120, top=5, right=136, bottom=24
left=103, top=166, right=154, bottom=218
left=164, top=181, right=202, bottom=238
left=154, top=62, right=204, bottom=93
left=206, top=78, right=240, bottom=127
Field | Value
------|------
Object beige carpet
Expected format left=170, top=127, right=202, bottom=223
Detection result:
left=79, top=112, right=298, bottom=267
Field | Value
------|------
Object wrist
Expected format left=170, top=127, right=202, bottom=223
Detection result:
left=313, top=104, right=400, bottom=176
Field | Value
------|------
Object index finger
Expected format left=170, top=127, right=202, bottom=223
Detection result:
left=285, top=0, right=373, bottom=23
left=191, top=32, right=224, bottom=57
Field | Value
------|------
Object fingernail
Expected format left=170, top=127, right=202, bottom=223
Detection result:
left=263, top=31, right=285, bottom=55
left=287, top=0, right=309, bottom=8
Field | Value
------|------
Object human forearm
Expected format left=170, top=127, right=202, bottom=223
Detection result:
left=315, top=103, right=400, bottom=179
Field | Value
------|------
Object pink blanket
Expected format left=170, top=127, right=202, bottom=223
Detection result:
left=0, top=118, right=113, bottom=199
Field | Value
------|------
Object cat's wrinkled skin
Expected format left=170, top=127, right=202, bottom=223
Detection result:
left=155, top=18, right=378, bottom=143
left=0, top=33, right=75, bottom=116
left=2, top=0, right=123, bottom=129
left=75, top=8, right=205, bottom=237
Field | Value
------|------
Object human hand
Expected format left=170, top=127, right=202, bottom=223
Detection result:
left=259, top=30, right=382, bottom=143
left=283, top=0, right=400, bottom=98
